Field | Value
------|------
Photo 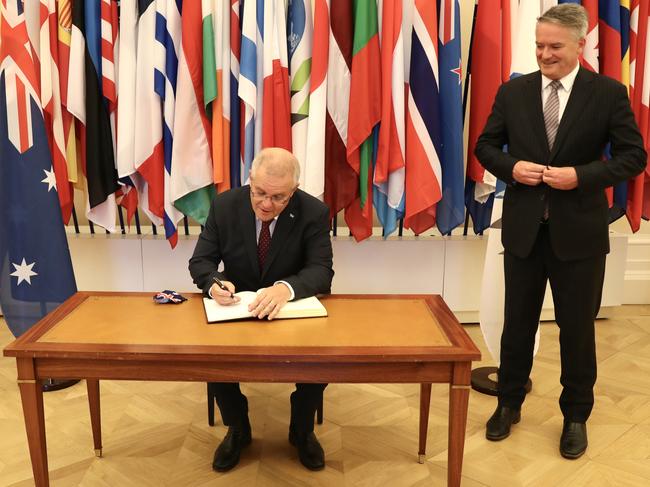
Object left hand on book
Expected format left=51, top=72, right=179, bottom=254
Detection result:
left=249, top=283, right=291, bottom=320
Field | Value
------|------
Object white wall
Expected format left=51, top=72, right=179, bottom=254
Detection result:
left=66, top=231, right=645, bottom=323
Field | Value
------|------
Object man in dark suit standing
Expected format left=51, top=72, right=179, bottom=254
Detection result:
left=475, top=4, right=646, bottom=459
left=189, top=147, right=334, bottom=472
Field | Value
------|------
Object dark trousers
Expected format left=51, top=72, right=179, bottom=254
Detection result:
left=498, top=224, right=606, bottom=422
left=212, top=382, right=327, bottom=432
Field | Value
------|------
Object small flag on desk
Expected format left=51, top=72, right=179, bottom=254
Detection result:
left=153, top=290, right=187, bottom=304
left=0, top=0, right=77, bottom=337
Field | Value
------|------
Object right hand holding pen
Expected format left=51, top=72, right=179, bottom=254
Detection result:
left=513, top=160, right=546, bottom=186
left=210, top=280, right=240, bottom=306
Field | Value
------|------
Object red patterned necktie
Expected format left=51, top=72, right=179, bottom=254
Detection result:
left=257, top=220, right=272, bottom=269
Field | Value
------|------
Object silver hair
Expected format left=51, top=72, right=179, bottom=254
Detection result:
left=250, top=148, right=300, bottom=185
left=538, top=4, right=588, bottom=40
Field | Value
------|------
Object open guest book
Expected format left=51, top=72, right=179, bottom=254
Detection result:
left=203, top=291, right=327, bottom=323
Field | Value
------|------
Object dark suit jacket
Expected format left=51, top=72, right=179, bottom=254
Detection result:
left=475, top=67, right=646, bottom=261
left=189, top=186, right=334, bottom=299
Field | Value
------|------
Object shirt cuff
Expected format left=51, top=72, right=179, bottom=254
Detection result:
left=275, top=280, right=295, bottom=301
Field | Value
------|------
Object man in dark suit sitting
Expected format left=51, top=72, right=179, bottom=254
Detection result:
left=475, top=4, right=646, bottom=459
left=189, top=147, right=334, bottom=472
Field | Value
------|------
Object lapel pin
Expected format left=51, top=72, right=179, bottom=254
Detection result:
left=289, top=213, right=295, bottom=218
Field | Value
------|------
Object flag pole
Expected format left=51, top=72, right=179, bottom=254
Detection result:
left=462, top=1, right=478, bottom=237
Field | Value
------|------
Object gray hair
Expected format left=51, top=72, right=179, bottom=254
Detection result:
left=538, top=4, right=588, bottom=40
left=250, top=147, right=300, bottom=185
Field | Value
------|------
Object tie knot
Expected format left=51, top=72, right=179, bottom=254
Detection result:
left=550, top=80, right=562, bottom=92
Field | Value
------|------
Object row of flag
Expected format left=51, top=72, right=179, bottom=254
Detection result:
left=0, top=0, right=463, bottom=336
left=466, top=0, right=650, bottom=236
left=2, top=0, right=650, bottom=339
left=2, top=0, right=467, bottom=249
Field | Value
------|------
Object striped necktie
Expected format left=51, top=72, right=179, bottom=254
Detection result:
left=544, top=80, right=562, bottom=149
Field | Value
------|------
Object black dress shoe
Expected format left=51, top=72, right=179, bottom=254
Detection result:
left=560, top=421, right=587, bottom=459
left=212, top=423, right=252, bottom=472
left=289, top=430, right=325, bottom=471
left=486, top=405, right=521, bottom=441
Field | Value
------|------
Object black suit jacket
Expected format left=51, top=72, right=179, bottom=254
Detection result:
left=189, top=186, right=334, bottom=299
left=475, top=67, right=646, bottom=261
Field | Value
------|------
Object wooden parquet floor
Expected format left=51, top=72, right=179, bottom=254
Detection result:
left=1, top=305, right=650, bottom=486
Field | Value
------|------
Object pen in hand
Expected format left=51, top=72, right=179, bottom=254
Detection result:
left=212, top=276, right=235, bottom=298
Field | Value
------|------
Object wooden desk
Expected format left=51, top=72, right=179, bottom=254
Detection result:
left=4, top=292, right=480, bottom=486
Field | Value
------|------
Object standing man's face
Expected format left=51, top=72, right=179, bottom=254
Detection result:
left=535, top=22, right=585, bottom=80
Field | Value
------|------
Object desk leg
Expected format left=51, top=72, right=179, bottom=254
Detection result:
left=16, top=358, right=49, bottom=487
left=448, top=365, right=471, bottom=487
left=86, top=379, right=103, bottom=457
left=418, top=383, right=432, bottom=463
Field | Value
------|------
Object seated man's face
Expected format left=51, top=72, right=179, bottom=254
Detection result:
left=249, top=168, right=297, bottom=221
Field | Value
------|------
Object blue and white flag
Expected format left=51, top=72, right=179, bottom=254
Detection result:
left=155, top=0, right=184, bottom=248
left=436, top=0, right=465, bottom=235
left=239, top=0, right=265, bottom=184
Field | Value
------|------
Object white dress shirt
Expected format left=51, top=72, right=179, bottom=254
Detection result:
left=541, top=62, right=580, bottom=122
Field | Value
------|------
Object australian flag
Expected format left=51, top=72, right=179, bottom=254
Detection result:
left=0, top=0, right=77, bottom=337
left=437, top=0, right=465, bottom=235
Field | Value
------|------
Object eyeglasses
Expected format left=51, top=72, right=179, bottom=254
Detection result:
left=250, top=188, right=292, bottom=205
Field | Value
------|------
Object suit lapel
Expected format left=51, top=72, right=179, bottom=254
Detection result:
left=261, top=196, right=298, bottom=279
left=549, top=67, right=594, bottom=161
left=238, top=187, right=260, bottom=277
left=525, top=72, right=550, bottom=158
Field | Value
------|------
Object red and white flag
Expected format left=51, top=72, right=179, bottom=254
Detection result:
left=323, top=0, right=358, bottom=222
left=630, top=1, right=650, bottom=228
left=39, top=0, right=73, bottom=223
left=262, top=0, right=292, bottom=150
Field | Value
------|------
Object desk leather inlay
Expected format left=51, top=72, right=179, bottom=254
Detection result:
left=38, top=295, right=450, bottom=347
